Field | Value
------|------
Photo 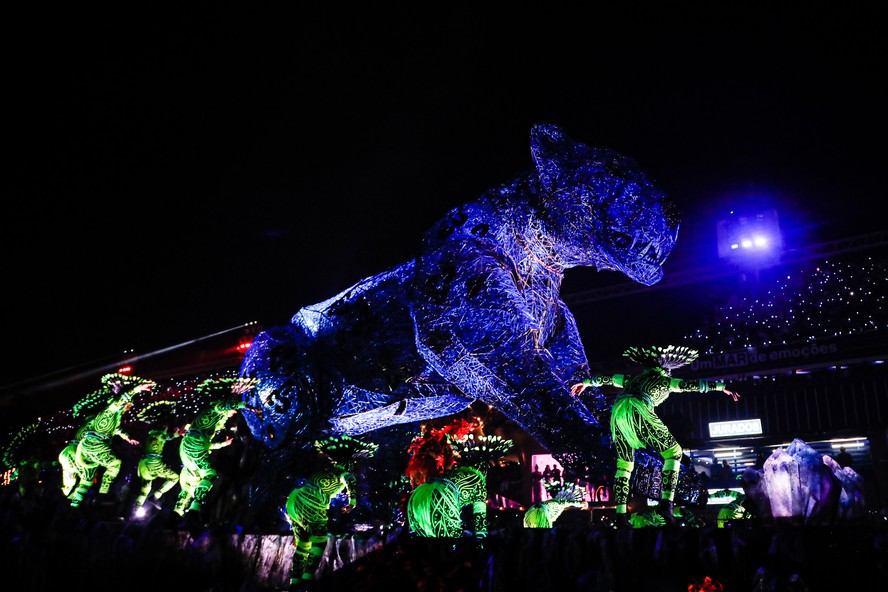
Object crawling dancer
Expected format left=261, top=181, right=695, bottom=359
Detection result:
left=134, top=423, right=184, bottom=511
left=285, top=435, right=377, bottom=590
left=58, top=420, right=90, bottom=498
left=174, top=377, right=260, bottom=517
left=69, top=374, right=156, bottom=507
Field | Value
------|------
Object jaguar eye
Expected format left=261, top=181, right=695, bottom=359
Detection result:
left=610, top=231, right=632, bottom=249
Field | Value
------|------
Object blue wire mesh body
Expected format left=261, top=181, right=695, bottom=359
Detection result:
left=239, top=123, right=679, bottom=471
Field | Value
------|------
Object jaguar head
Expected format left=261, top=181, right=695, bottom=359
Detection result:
left=530, top=122, right=679, bottom=286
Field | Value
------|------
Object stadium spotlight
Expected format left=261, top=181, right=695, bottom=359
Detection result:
left=717, top=208, right=783, bottom=269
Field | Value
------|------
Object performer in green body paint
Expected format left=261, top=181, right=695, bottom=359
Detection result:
left=285, top=435, right=378, bottom=591
left=523, top=481, right=588, bottom=528
left=58, top=420, right=91, bottom=499
left=134, top=423, right=184, bottom=511
left=69, top=373, right=156, bottom=508
left=571, top=345, right=739, bottom=527
left=173, top=377, right=262, bottom=517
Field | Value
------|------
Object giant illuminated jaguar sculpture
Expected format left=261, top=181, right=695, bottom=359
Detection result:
left=239, top=123, right=679, bottom=471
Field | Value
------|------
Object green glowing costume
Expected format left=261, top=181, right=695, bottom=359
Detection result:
left=712, top=489, right=750, bottom=528
left=407, top=477, right=463, bottom=537
left=444, top=466, right=488, bottom=536
left=58, top=422, right=90, bottom=498
left=572, top=345, right=738, bottom=526
left=134, top=427, right=182, bottom=509
left=69, top=374, right=156, bottom=508
left=284, top=435, right=377, bottom=589
left=173, top=377, right=259, bottom=516
left=403, top=418, right=490, bottom=539
left=523, top=481, right=587, bottom=528
left=406, top=466, right=489, bottom=538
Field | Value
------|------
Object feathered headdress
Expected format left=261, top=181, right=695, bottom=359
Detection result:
left=195, top=376, right=239, bottom=397
left=0, top=420, right=41, bottom=472
left=73, top=373, right=152, bottom=417
left=623, top=345, right=699, bottom=372
left=404, top=417, right=480, bottom=487
left=100, top=372, right=151, bottom=391
left=135, top=399, right=178, bottom=425
left=543, top=481, right=588, bottom=505
left=451, top=434, right=514, bottom=472
left=194, top=376, right=255, bottom=400
left=314, top=434, right=378, bottom=467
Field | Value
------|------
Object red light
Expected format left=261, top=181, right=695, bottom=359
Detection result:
left=117, top=366, right=133, bottom=375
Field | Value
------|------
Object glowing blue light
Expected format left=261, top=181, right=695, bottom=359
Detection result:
left=237, top=123, right=679, bottom=470
left=716, top=208, right=782, bottom=266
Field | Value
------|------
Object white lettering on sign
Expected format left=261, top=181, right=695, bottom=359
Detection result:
left=709, top=418, right=763, bottom=438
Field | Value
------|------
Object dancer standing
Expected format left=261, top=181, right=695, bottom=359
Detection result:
left=570, top=345, right=738, bottom=526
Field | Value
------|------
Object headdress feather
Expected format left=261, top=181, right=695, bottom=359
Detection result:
left=314, top=434, right=378, bottom=466
left=623, top=345, right=699, bottom=371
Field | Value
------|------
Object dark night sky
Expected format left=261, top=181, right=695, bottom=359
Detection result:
left=4, top=5, right=886, bottom=392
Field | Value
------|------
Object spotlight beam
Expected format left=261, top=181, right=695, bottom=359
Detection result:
left=1, top=323, right=255, bottom=398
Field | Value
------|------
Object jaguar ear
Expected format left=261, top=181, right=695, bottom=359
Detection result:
left=530, top=123, right=570, bottom=193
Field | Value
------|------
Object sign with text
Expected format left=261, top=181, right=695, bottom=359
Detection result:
left=684, top=333, right=888, bottom=378
left=709, top=418, right=763, bottom=438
